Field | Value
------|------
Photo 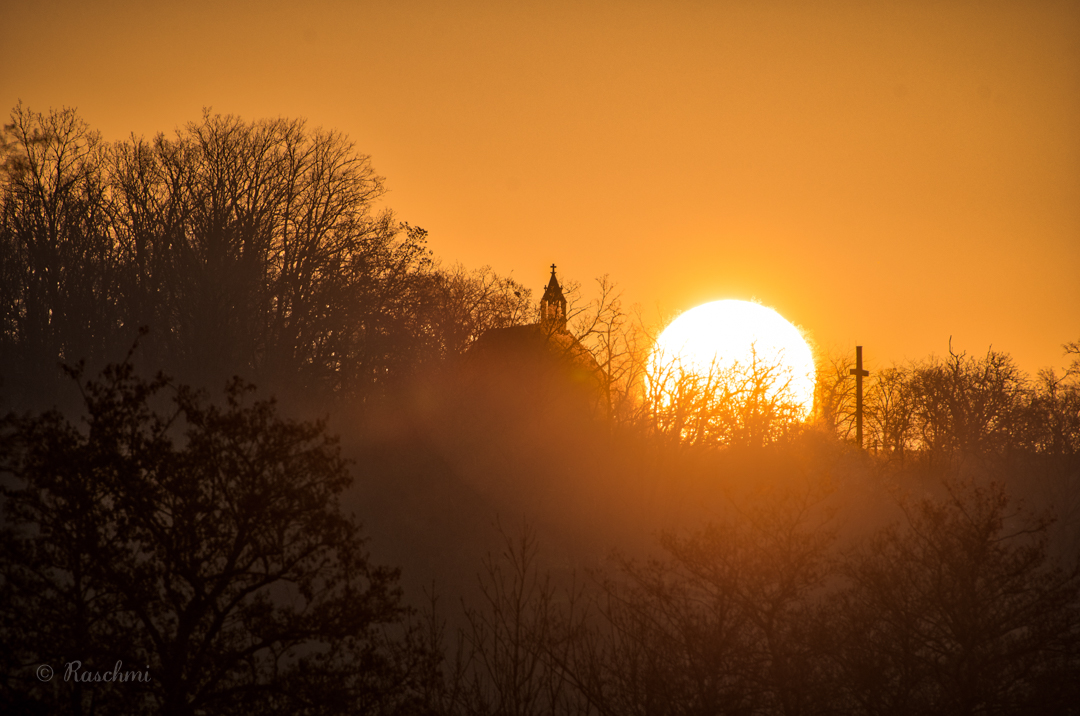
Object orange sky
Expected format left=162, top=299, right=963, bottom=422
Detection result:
left=3, top=0, right=1078, bottom=376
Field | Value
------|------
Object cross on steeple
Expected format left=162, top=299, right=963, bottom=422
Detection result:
left=550, top=263, right=557, bottom=274
left=850, top=346, right=870, bottom=448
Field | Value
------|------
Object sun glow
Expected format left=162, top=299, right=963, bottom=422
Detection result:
left=648, top=300, right=816, bottom=420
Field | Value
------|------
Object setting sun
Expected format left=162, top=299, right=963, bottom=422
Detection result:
left=648, top=299, right=816, bottom=419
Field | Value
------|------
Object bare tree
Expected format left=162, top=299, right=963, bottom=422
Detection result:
left=830, top=478, right=1080, bottom=716
left=108, top=110, right=426, bottom=396
left=568, top=478, right=837, bottom=716
left=446, top=524, right=587, bottom=716
left=567, top=276, right=648, bottom=422
left=909, top=346, right=1029, bottom=468
left=0, top=103, right=116, bottom=403
left=642, top=342, right=808, bottom=448
left=420, top=263, right=533, bottom=360
left=812, top=351, right=856, bottom=441
left=863, top=365, right=918, bottom=462
left=3, top=105, right=441, bottom=403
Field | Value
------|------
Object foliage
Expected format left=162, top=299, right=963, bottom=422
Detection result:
left=0, top=359, right=431, bottom=715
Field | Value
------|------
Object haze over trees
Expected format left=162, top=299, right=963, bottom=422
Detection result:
left=0, top=359, right=433, bottom=715
left=2, top=105, right=1079, bottom=715
left=0, top=104, right=529, bottom=408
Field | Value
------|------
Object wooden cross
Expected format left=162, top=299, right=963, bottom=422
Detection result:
left=850, top=345, right=869, bottom=448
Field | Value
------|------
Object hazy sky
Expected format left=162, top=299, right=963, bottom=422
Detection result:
left=3, top=0, right=1078, bottom=375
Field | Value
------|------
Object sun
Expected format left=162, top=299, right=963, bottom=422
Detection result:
left=647, top=299, right=816, bottom=419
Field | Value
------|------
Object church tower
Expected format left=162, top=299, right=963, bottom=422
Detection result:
left=540, top=264, right=567, bottom=333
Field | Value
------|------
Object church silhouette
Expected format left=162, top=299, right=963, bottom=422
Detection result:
left=466, top=265, right=606, bottom=411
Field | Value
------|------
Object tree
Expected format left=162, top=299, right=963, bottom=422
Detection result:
left=566, top=276, right=645, bottom=423
left=0, top=358, right=430, bottom=715
left=565, top=479, right=837, bottom=716
left=107, top=110, right=430, bottom=397
left=445, top=524, right=586, bottom=716
left=1, top=105, right=441, bottom=405
left=642, top=342, right=808, bottom=448
left=0, top=103, right=117, bottom=403
left=813, top=352, right=857, bottom=442
left=864, top=365, right=917, bottom=462
left=909, top=347, right=1029, bottom=467
left=576, top=543, right=764, bottom=716
left=829, top=479, right=1080, bottom=716
left=1025, top=341, right=1080, bottom=458
left=817, top=343, right=1075, bottom=467
left=417, top=263, right=533, bottom=361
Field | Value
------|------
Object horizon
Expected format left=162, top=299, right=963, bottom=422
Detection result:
left=3, top=0, right=1077, bottom=376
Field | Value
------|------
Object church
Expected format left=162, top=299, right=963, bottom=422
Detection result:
left=465, top=265, right=607, bottom=410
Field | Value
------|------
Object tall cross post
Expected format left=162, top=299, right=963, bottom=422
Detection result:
left=850, top=345, right=869, bottom=448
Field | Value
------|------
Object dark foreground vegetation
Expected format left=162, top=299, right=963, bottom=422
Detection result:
left=2, top=106, right=1079, bottom=715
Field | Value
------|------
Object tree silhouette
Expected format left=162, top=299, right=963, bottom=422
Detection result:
left=829, top=479, right=1080, bottom=715
left=0, top=358, right=429, bottom=715
left=642, top=343, right=808, bottom=448
left=816, top=342, right=1080, bottom=469
left=3, top=105, right=489, bottom=405
left=448, top=524, right=585, bottom=716
left=412, top=262, right=533, bottom=364
left=107, top=109, right=428, bottom=397
left=0, top=104, right=117, bottom=403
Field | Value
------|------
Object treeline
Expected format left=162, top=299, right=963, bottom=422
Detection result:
left=5, top=103, right=1077, bottom=461
left=0, top=104, right=530, bottom=406
left=816, top=344, right=1080, bottom=465
left=4, top=359, right=1079, bottom=715
left=553, top=288, right=1080, bottom=459
left=425, top=478, right=1080, bottom=716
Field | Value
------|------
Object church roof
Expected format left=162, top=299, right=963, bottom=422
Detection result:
left=469, top=323, right=592, bottom=366
left=465, top=323, right=606, bottom=402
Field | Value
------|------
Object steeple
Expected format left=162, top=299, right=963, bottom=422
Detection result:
left=540, top=263, right=567, bottom=332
